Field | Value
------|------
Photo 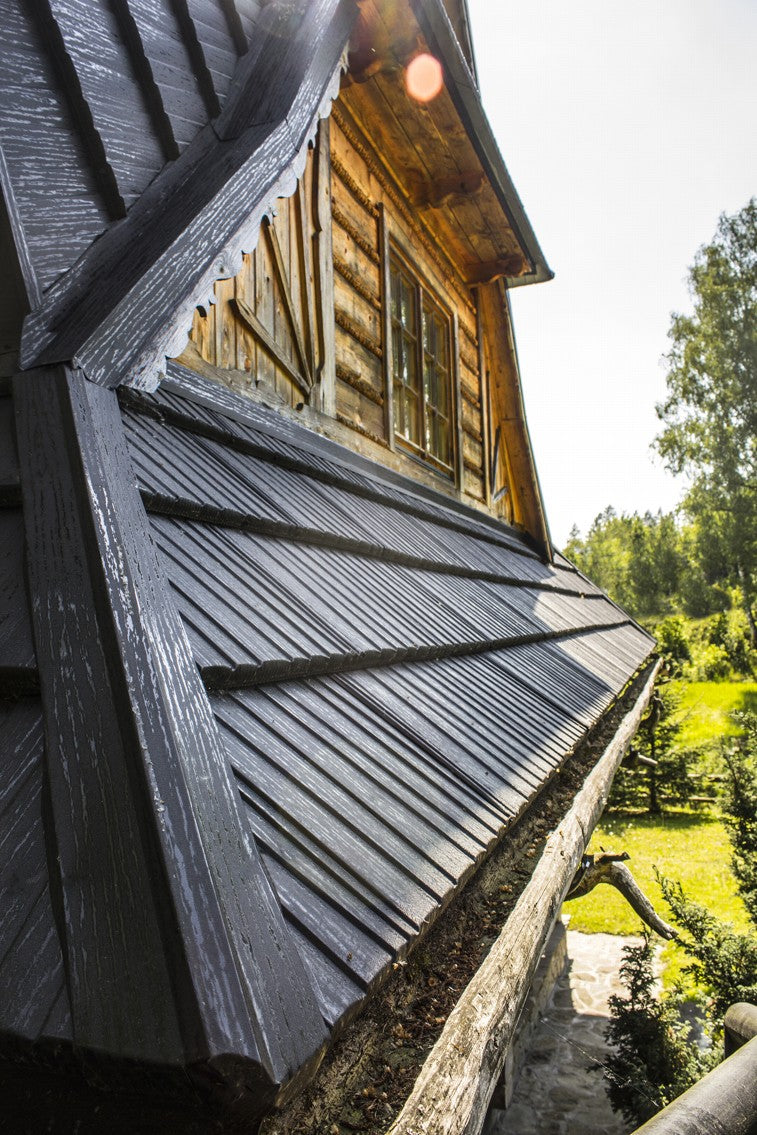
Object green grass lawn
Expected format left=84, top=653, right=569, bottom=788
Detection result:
left=676, top=679, right=757, bottom=751
left=564, top=810, right=751, bottom=987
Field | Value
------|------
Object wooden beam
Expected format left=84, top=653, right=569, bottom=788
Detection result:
left=407, top=170, right=485, bottom=210
left=477, top=281, right=551, bottom=555
left=386, top=660, right=661, bottom=1135
left=14, top=365, right=327, bottom=1099
left=295, top=177, right=317, bottom=376
left=465, top=255, right=528, bottom=286
left=263, top=217, right=313, bottom=388
left=378, top=204, right=395, bottom=448
left=313, top=118, right=337, bottom=415
left=233, top=296, right=311, bottom=397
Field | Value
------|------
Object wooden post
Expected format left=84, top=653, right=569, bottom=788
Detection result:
left=478, top=281, right=551, bottom=556
left=313, top=119, right=336, bottom=415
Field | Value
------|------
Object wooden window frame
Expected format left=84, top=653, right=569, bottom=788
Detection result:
left=379, top=215, right=461, bottom=481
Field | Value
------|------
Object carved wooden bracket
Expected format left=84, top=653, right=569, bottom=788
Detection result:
left=465, top=254, right=529, bottom=285
left=565, top=852, right=677, bottom=940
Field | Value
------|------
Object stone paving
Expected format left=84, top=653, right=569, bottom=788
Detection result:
left=486, top=931, right=642, bottom=1135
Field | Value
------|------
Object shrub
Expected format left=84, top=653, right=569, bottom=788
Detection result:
left=723, top=712, right=757, bottom=924
left=686, top=642, right=731, bottom=681
left=605, top=935, right=715, bottom=1126
left=654, top=615, right=691, bottom=671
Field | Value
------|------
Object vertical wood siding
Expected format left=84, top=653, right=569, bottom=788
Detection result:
left=188, top=143, right=322, bottom=408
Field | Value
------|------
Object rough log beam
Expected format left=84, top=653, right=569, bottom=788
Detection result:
left=386, top=659, right=661, bottom=1135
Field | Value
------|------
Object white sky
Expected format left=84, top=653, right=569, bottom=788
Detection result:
left=467, top=0, right=757, bottom=547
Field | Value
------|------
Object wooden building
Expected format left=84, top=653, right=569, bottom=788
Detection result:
left=0, top=1, right=656, bottom=1131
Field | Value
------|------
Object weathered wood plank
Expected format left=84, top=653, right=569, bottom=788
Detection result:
left=478, top=282, right=551, bottom=554
left=235, top=296, right=311, bottom=396
left=387, top=661, right=660, bottom=1135
left=0, top=1, right=112, bottom=289
left=15, top=365, right=327, bottom=1094
left=45, top=0, right=168, bottom=202
left=263, top=218, right=313, bottom=387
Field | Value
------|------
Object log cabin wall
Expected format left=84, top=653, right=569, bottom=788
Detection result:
left=184, top=102, right=514, bottom=520
left=186, top=140, right=325, bottom=412
left=330, top=104, right=493, bottom=511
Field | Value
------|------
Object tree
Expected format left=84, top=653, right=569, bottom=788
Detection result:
left=610, top=684, right=692, bottom=814
left=605, top=935, right=714, bottom=1126
left=655, top=199, right=757, bottom=643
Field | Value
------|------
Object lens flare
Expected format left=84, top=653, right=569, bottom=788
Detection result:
left=405, top=53, right=443, bottom=103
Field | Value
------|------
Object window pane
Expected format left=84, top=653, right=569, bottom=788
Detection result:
left=390, top=257, right=452, bottom=468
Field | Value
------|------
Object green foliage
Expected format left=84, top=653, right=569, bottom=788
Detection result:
left=564, top=508, right=753, bottom=635
left=610, top=685, right=692, bottom=814
left=605, top=936, right=716, bottom=1126
left=655, top=198, right=757, bottom=645
left=658, top=874, right=757, bottom=1018
left=723, top=712, right=757, bottom=924
left=654, top=615, right=691, bottom=672
left=564, top=507, right=685, bottom=619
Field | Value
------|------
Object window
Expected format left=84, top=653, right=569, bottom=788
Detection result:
left=389, top=256, right=454, bottom=474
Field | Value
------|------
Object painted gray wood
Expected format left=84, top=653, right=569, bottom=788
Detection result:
left=14, top=365, right=326, bottom=1097
left=0, top=698, right=70, bottom=1045
left=0, top=2, right=111, bottom=291
left=44, top=0, right=167, bottom=205
left=19, top=1, right=353, bottom=392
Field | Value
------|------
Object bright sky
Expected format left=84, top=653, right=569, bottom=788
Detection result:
left=467, top=0, right=757, bottom=547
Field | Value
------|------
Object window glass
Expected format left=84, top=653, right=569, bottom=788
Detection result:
left=390, top=256, right=453, bottom=473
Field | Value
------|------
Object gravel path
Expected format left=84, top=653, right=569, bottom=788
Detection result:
left=486, top=931, right=642, bottom=1135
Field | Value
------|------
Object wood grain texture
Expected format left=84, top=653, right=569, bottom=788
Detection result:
left=15, top=366, right=327, bottom=1096
left=0, top=698, right=70, bottom=1045
left=0, top=0, right=112, bottom=291
left=314, top=119, right=337, bottom=414
left=20, top=2, right=351, bottom=391
left=410, top=0, right=551, bottom=288
left=45, top=0, right=167, bottom=204
left=478, top=282, right=551, bottom=555
left=387, top=660, right=660, bottom=1135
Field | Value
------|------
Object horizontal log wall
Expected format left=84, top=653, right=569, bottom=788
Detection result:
left=330, top=106, right=488, bottom=505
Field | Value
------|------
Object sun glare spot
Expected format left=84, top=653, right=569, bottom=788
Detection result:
left=405, top=53, right=443, bottom=103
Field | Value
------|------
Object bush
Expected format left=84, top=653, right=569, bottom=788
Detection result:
left=605, top=936, right=715, bottom=1126
left=686, top=642, right=732, bottom=681
left=654, top=615, right=691, bottom=671
left=657, top=875, right=757, bottom=1017
left=723, top=713, right=757, bottom=924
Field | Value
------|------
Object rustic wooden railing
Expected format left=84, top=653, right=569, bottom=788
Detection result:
left=630, top=1002, right=757, bottom=1135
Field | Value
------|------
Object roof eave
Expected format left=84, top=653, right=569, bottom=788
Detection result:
left=412, top=0, right=553, bottom=288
